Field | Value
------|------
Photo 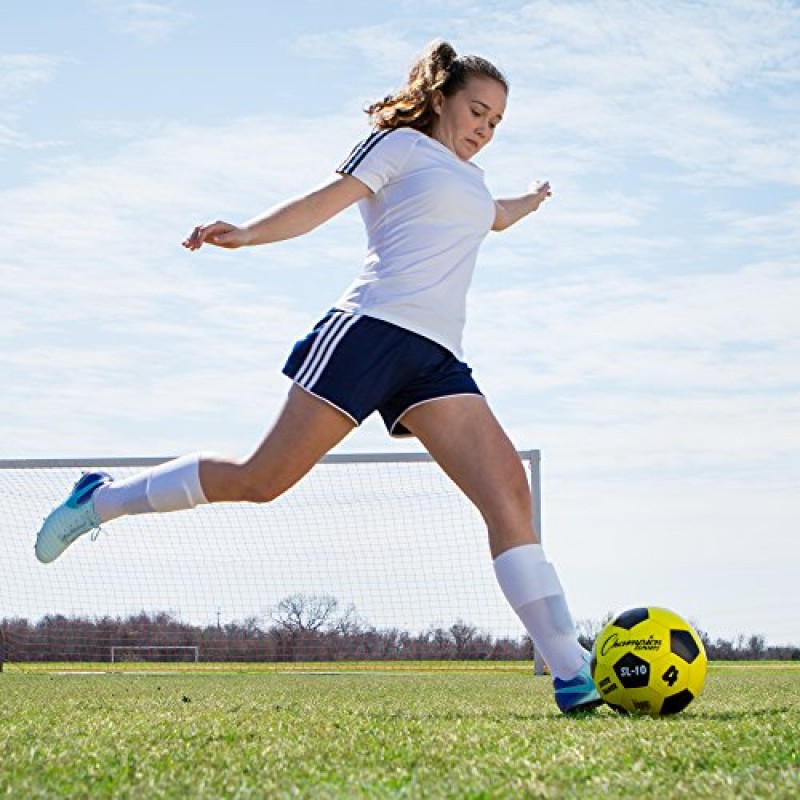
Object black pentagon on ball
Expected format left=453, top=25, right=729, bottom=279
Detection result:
left=670, top=629, right=701, bottom=663
left=613, top=607, right=650, bottom=630
left=660, top=689, right=695, bottom=715
left=613, top=652, right=650, bottom=688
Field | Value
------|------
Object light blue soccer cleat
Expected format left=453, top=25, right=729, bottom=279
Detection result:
left=35, top=471, right=113, bottom=563
left=553, top=650, right=604, bottom=714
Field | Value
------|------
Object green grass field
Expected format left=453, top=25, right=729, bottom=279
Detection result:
left=1, top=664, right=797, bottom=798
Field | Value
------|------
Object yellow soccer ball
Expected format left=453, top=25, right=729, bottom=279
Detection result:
left=590, top=607, right=708, bottom=716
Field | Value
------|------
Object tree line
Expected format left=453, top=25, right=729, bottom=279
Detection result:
left=2, top=594, right=797, bottom=664
left=0, top=594, right=530, bottom=664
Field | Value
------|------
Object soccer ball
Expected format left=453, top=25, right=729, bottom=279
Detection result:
left=590, top=607, right=708, bottom=716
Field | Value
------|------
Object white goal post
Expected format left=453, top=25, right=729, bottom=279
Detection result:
left=0, top=451, right=545, bottom=673
left=110, top=645, right=199, bottom=663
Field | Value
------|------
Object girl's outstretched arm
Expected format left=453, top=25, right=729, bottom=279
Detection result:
left=183, top=173, right=371, bottom=251
left=492, top=181, right=552, bottom=232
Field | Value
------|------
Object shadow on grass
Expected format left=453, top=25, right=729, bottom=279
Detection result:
left=685, top=707, right=793, bottom=721
left=590, top=706, right=793, bottom=722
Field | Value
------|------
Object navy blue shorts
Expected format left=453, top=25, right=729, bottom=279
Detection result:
left=282, top=310, right=482, bottom=437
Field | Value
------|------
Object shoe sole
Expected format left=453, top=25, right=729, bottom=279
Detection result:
left=561, top=697, right=604, bottom=714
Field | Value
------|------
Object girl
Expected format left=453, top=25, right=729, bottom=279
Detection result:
left=36, top=41, right=601, bottom=713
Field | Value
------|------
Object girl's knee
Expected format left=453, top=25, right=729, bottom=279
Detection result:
left=232, top=463, right=285, bottom=504
left=480, top=474, right=532, bottom=531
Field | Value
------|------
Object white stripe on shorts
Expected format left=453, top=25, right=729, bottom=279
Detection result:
left=294, top=311, right=360, bottom=389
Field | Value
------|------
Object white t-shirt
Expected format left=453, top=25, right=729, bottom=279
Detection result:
left=335, top=127, right=495, bottom=359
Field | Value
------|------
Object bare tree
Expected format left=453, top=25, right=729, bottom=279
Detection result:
left=575, top=613, right=614, bottom=650
left=271, top=593, right=339, bottom=634
left=450, top=620, right=477, bottom=658
left=430, top=627, right=453, bottom=657
left=747, top=634, right=766, bottom=659
left=330, top=602, right=365, bottom=637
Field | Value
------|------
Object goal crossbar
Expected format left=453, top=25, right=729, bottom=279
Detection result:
left=0, top=450, right=540, bottom=467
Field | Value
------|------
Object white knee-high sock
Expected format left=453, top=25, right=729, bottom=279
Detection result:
left=493, top=543, right=585, bottom=680
left=93, top=453, right=210, bottom=523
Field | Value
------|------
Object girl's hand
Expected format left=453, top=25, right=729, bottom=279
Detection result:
left=182, top=221, right=250, bottom=251
left=529, top=180, right=552, bottom=203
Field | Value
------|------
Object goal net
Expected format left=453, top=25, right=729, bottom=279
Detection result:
left=0, top=452, right=542, bottom=671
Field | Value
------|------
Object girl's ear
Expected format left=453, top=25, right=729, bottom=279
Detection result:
left=430, top=89, right=444, bottom=116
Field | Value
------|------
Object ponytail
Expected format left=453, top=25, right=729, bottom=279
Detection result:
left=366, top=40, right=508, bottom=133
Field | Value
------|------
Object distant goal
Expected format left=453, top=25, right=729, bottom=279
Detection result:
left=110, top=645, right=199, bottom=664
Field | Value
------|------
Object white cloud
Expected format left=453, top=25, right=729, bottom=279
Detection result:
left=0, top=54, right=65, bottom=152
left=88, top=0, right=192, bottom=45
left=710, top=202, right=800, bottom=252
left=508, top=1, right=800, bottom=95
left=0, top=122, right=25, bottom=147
left=0, top=54, right=62, bottom=96
left=294, top=25, right=420, bottom=77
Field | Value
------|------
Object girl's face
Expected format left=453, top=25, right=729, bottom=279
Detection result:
left=430, top=76, right=507, bottom=161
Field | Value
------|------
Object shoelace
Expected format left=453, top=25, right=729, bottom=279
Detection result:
left=59, top=523, right=103, bottom=544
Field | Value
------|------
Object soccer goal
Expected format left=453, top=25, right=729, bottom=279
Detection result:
left=0, top=451, right=544, bottom=672
left=110, top=645, right=199, bottom=664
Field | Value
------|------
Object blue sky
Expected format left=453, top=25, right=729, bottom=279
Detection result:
left=2, top=1, right=799, bottom=645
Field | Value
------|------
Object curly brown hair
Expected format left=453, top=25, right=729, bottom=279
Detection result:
left=366, top=40, right=508, bottom=134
